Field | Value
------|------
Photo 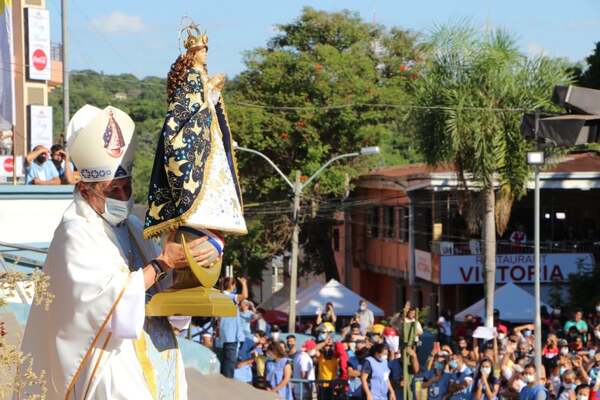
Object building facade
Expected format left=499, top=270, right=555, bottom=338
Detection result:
left=333, top=152, right=600, bottom=318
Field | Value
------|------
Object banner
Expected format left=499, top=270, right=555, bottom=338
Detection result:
left=28, top=105, right=53, bottom=150
left=0, top=155, right=23, bottom=178
left=0, top=0, right=14, bottom=130
left=415, top=249, right=433, bottom=281
left=26, top=8, right=51, bottom=81
left=440, top=253, right=594, bottom=285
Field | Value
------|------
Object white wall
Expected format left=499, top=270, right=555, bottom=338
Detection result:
left=0, top=189, right=73, bottom=244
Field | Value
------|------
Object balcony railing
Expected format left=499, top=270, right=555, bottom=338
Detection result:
left=51, top=42, right=62, bottom=61
left=430, top=240, right=600, bottom=256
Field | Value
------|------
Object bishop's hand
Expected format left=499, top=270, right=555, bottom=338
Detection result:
left=157, top=231, right=217, bottom=270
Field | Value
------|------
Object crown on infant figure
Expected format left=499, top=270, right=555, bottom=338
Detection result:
left=181, top=22, right=208, bottom=51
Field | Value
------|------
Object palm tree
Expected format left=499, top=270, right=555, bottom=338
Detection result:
left=413, top=25, right=571, bottom=327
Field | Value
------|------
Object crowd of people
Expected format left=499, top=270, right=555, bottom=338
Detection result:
left=24, top=144, right=78, bottom=184
left=183, top=282, right=600, bottom=400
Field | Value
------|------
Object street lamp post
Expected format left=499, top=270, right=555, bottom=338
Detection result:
left=236, top=145, right=380, bottom=332
left=527, top=146, right=545, bottom=380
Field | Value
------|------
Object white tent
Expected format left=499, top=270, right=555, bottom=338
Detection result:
left=455, top=282, right=553, bottom=323
left=276, top=279, right=384, bottom=317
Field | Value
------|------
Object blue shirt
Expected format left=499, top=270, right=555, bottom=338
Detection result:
left=239, top=310, right=254, bottom=339
left=423, top=370, right=452, bottom=400
left=347, top=356, right=363, bottom=397
left=449, top=366, right=473, bottom=400
left=25, top=160, right=59, bottom=184
left=54, top=160, right=75, bottom=179
left=519, top=384, right=547, bottom=400
left=219, top=292, right=243, bottom=344
left=266, top=358, right=293, bottom=400
left=234, top=338, right=255, bottom=383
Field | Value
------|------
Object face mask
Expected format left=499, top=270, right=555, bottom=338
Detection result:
left=523, top=330, right=532, bottom=337
left=35, top=154, right=47, bottom=164
left=595, top=330, right=600, bottom=340
left=308, top=349, right=316, bottom=357
left=318, top=334, right=327, bottom=342
left=498, top=333, right=506, bottom=341
left=502, top=368, right=513, bottom=380
left=578, top=396, right=588, bottom=400
left=360, top=304, right=367, bottom=311
left=434, top=362, right=444, bottom=370
left=384, top=336, right=400, bottom=353
left=560, top=367, right=567, bottom=376
left=253, top=336, right=260, bottom=344
left=589, top=349, right=596, bottom=358
left=524, top=374, right=535, bottom=383
left=348, top=343, right=356, bottom=352
left=102, top=196, right=133, bottom=226
left=272, top=332, right=280, bottom=341
left=561, top=347, right=570, bottom=356
left=564, top=383, right=576, bottom=391
left=449, top=361, right=458, bottom=369
left=481, top=367, right=491, bottom=376
left=380, top=354, right=388, bottom=361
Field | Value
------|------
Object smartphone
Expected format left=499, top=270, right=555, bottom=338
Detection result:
left=433, top=341, right=441, bottom=354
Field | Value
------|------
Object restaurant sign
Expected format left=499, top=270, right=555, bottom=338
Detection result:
left=440, top=253, right=593, bottom=285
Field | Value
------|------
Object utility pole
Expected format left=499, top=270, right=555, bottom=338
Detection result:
left=61, top=0, right=69, bottom=135
left=288, top=171, right=302, bottom=333
left=343, top=173, right=352, bottom=288
left=533, top=163, right=541, bottom=378
left=533, top=111, right=543, bottom=380
left=235, top=145, right=380, bottom=333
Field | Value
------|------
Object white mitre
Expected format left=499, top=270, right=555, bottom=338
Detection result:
left=66, top=104, right=136, bottom=182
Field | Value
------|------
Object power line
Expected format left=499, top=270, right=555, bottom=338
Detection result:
left=229, top=101, right=533, bottom=114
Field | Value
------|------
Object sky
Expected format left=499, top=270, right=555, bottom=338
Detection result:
left=46, top=0, right=600, bottom=79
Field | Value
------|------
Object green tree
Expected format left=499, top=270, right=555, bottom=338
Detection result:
left=413, top=25, right=571, bottom=326
left=224, top=7, right=422, bottom=278
left=567, top=255, right=600, bottom=312
left=581, top=42, right=600, bottom=89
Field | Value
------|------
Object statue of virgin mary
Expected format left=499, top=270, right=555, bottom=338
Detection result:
left=143, top=24, right=247, bottom=272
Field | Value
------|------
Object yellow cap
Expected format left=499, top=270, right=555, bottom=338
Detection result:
left=372, top=323, right=385, bottom=335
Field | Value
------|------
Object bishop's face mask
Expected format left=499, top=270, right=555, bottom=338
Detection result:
left=103, top=196, right=133, bottom=226
left=88, top=183, right=133, bottom=226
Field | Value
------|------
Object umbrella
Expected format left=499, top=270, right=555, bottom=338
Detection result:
left=262, top=309, right=288, bottom=327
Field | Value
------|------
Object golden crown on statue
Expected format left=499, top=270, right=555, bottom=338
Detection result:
left=181, top=22, right=208, bottom=51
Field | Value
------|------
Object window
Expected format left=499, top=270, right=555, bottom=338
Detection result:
left=398, top=206, right=409, bottom=242
left=367, top=206, right=380, bottom=238
left=384, top=206, right=395, bottom=238
left=333, top=228, right=340, bottom=251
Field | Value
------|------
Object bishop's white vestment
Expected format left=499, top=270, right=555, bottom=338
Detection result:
left=21, top=192, right=188, bottom=399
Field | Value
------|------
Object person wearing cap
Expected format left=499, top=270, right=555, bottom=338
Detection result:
left=293, top=339, right=316, bottom=400
left=437, top=314, right=453, bottom=346
left=494, top=309, right=509, bottom=337
left=20, top=105, right=218, bottom=399
left=239, top=299, right=255, bottom=340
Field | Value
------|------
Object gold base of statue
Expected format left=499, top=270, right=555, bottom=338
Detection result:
left=145, top=286, right=236, bottom=317
left=145, top=230, right=236, bottom=317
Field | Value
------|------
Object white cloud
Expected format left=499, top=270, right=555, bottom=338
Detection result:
left=527, top=42, right=547, bottom=57
left=90, top=11, right=145, bottom=34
